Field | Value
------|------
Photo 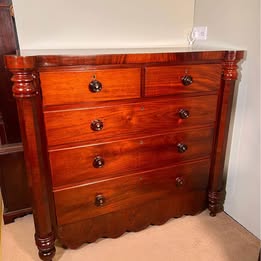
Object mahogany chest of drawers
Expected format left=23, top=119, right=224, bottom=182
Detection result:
left=5, top=48, right=244, bottom=260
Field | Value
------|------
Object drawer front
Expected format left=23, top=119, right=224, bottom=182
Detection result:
left=44, top=95, right=218, bottom=147
left=54, top=159, right=211, bottom=225
left=40, top=68, right=141, bottom=106
left=145, top=64, right=221, bottom=97
left=50, top=127, right=214, bottom=187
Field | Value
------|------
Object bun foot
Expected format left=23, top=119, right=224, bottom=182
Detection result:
left=208, top=190, right=226, bottom=217
left=209, top=212, right=216, bottom=217
left=35, top=232, right=56, bottom=261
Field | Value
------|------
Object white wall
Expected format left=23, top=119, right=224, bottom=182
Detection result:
left=12, top=0, right=194, bottom=49
left=194, top=0, right=260, bottom=239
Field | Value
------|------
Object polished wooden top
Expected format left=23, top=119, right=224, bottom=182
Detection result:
left=4, top=47, right=244, bottom=69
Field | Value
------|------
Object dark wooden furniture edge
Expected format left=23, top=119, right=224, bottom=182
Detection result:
left=4, top=57, right=56, bottom=260
left=5, top=50, right=244, bottom=67
left=0, top=142, right=23, bottom=154
left=0, top=143, right=33, bottom=223
left=0, top=0, right=31, bottom=224
left=0, top=112, right=8, bottom=144
left=3, top=207, right=32, bottom=224
left=208, top=50, right=243, bottom=216
left=57, top=190, right=207, bottom=249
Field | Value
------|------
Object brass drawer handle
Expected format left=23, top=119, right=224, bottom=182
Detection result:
left=179, top=109, right=190, bottom=119
left=175, top=177, right=184, bottom=187
left=93, top=156, right=105, bottom=168
left=90, top=119, right=104, bottom=131
left=177, top=143, right=188, bottom=153
left=181, top=75, right=193, bottom=86
left=89, top=79, right=102, bottom=93
left=95, top=194, right=105, bottom=206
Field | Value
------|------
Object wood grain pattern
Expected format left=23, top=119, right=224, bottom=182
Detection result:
left=4, top=50, right=244, bottom=260
left=57, top=189, right=207, bottom=249
left=145, top=64, right=221, bottom=97
left=5, top=50, right=245, bottom=69
left=54, top=159, right=210, bottom=225
left=40, top=68, right=141, bottom=106
left=208, top=51, right=243, bottom=216
left=13, top=50, right=244, bottom=67
left=44, top=95, right=218, bottom=148
left=50, top=128, right=213, bottom=188
left=9, top=68, right=56, bottom=261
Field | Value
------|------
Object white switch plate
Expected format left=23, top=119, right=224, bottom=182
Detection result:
left=192, top=26, right=208, bottom=40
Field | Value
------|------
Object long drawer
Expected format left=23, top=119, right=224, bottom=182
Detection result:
left=44, top=95, right=218, bottom=148
left=145, top=64, right=221, bottom=97
left=54, top=159, right=211, bottom=225
left=40, top=68, right=141, bottom=106
left=49, top=127, right=214, bottom=187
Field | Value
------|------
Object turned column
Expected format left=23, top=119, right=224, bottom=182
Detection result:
left=5, top=56, right=56, bottom=260
left=208, top=50, right=244, bottom=216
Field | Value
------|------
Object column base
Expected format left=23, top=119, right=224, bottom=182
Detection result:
left=208, top=190, right=226, bottom=217
left=35, top=232, right=56, bottom=261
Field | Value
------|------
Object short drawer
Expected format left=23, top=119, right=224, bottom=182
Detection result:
left=54, top=159, right=210, bottom=225
left=145, top=64, right=221, bottom=97
left=49, top=127, right=214, bottom=187
left=40, top=68, right=141, bottom=106
left=44, top=95, right=218, bottom=147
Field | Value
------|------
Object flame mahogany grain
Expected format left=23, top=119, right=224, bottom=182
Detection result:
left=50, top=128, right=214, bottom=188
left=54, top=159, right=211, bottom=226
left=40, top=68, right=141, bottom=106
left=5, top=49, right=244, bottom=260
left=43, top=95, right=218, bottom=148
left=145, top=64, right=221, bottom=96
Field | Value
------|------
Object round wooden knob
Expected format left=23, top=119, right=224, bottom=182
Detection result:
left=177, top=143, right=188, bottom=153
left=175, top=177, right=184, bottom=187
left=93, top=156, right=105, bottom=168
left=89, top=79, right=102, bottom=93
left=90, top=119, right=104, bottom=131
left=95, top=194, right=105, bottom=206
left=179, top=109, right=190, bottom=119
left=181, top=75, right=193, bottom=86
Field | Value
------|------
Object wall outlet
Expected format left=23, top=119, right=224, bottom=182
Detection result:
left=192, top=26, right=208, bottom=40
